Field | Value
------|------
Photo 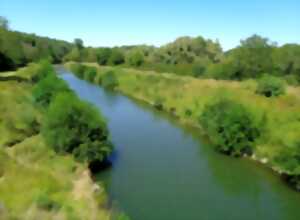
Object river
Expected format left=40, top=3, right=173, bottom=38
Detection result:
left=58, top=67, right=300, bottom=220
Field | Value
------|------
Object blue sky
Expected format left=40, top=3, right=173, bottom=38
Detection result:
left=0, top=0, right=299, bottom=50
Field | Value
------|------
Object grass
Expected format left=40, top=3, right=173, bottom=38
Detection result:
left=65, top=62, right=300, bottom=176
left=0, top=69, right=112, bottom=219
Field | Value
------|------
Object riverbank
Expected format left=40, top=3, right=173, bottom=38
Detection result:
left=0, top=65, right=116, bottom=219
left=65, top=62, right=300, bottom=190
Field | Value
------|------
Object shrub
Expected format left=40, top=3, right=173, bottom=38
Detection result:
left=32, top=74, right=71, bottom=107
left=70, top=63, right=86, bottom=78
left=96, top=48, right=112, bottom=65
left=256, top=74, right=286, bottom=97
left=192, top=64, right=206, bottom=77
left=42, top=92, right=113, bottom=164
left=35, top=192, right=61, bottom=211
left=109, top=49, right=125, bottom=65
left=153, top=96, right=165, bottom=110
left=127, top=50, right=144, bottom=67
left=200, top=98, right=261, bottom=156
left=31, top=60, right=55, bottom=82
left=84, top=67, right=97, bottom=82
left=101, top=71, right=119, bottom=89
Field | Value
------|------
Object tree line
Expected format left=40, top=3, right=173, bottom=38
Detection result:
left=1, top=16, right=300, bottom=84
left=0, top=16, right=72, bottom=71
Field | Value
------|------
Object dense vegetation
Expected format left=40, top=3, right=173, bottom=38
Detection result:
left=0, top=17, right=72, bottom=71
left=200, top=98, right=261, bottom=156
left=62, top=33, right=300, bottom=85
left=0, top=61, right=129, bottom=219
left=67, top=63, right=300, bottom=190
left=31, top=61, right=113, bottom=166
left=2, top=14, right=299, bottom=84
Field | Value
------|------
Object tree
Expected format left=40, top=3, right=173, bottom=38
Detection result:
left=127, top=50, right=144, bottom=67
left=200, top=98, right=261, bottom=156
left=63, top=47, right=81, bottom=62
left=0, top=16, right=9, bottom=29
left=74, top=38, right=84, bottom=49
left=42, top=92, right=113, bottom=164
left=32, top=74, right=71, bottom=107
left=96, top=48, right=112, bottom=65
left=273, top=44, right=300, bottom=77
left=256, top=74, right=286, bottom=97
left=109, top=49, right=125, bottom=65
left=225, top=35, right=275, bottom=79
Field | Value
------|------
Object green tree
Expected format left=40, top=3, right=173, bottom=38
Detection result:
left=223, top=35, right=275, bottom=79
left=127, top=50, right=144, bottom=67
left=63, top=47, right=81, bottom=62
left=200, top=98, right=261, bottom=156
left=256, top=74, right=286, bottom=97
left=0, top=16, right=9, bottom=29
left=74, top=38, right=84, bottom=49
left=32, top=74, right=71, bottom=107
left=273, top=44, right=300, bottom=77
left=42, top=92, right=113, bottom=164
left=96, top=48, right=112, bottom=65
left=109, top=49, right=125, bottom=65
left=84, top=66, right=97, bottom=82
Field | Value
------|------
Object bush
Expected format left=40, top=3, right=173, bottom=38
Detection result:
left=109, top=49, right=125, bottom=65
left=200, top=98, right=261, bottom=156
left=84, top=67, right=97, bottom=82
left=96, top=48, right=112, bottom=65
left=70, top=63, right=86, bottom=78
left=42, top=92, right=113, bottom=164
left=256, top=74, right=286, bottom=97
left=31, top=60, right=55, bottom=82
left=32, top=74, right=71, bottom=107
left=127, top=50, right=144, bottom=67
left=36, top=192, right=61, bottom=211
left=192, top=64, right=206, bottom=77
left=101, top=71, right=119, bottom=89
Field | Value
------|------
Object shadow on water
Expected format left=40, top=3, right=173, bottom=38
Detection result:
left=57, top=67, right=300, bottom=220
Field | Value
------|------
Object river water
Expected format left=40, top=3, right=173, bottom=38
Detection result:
left=59, top=68, right=300, bottom=220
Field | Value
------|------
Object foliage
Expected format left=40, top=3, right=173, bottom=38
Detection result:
left=32, top=74, right=71, bottom=107
left=35, top=192, right=61, bottom=211
left=70, top=63, right=86, bottom=78
left=0, top=16, right=9, bottom=29
left=84, top=66, right=97, bottom=82
left=101, top=70, right=119, bottom=89
left=42, top=92, right=113, bottom=164
left=127, top=50, right=144, bottom=67
left=0, top=26, right=72, bottom=71
left=256, top=74, right=286, bottom=97
left=74, top=38, right=84, bottom=49
left=200, top=98, right=261, bottom=156
left=96, top=48, right=112, bottom=65
left=0, top=71, right=111, bottom=219
left=109, top=49, right=125, bottom=65
left=31, top=60, right=56, bottom=82
left=63, top=47, right=81, bottom=62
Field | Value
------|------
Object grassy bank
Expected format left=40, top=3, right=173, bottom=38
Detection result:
left=66, top=62, right=300, bottom=189
left=0, top=64, right=125, bottom=219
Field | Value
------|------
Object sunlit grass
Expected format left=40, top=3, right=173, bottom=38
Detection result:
left=0, top=70, right=111, bottom=220
left=67, top=62, right=300, bottom=175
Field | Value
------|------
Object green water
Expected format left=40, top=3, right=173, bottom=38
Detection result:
left=59, top=69, right=300, bottom=220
